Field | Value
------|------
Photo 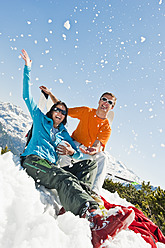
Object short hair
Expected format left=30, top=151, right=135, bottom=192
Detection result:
left=100, top=92, right=117, bottom=107
left=46, top=101, right=68, bottom=126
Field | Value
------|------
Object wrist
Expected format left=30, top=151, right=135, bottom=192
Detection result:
left=68, top=149, right=75, bottom=156
left=25, top=62, right=31, bottom=67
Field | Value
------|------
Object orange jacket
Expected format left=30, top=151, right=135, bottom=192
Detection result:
left=68, top=106, right=111, bottom=148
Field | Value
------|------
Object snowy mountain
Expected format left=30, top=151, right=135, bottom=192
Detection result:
left=105, top=154, right=141, bottom=185
left=0, top=101, right=32, bottom=155
left=0, top=101, right=141, bottom=185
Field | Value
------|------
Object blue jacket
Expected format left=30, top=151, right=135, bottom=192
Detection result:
left=21, top=66, right=83, bottom=164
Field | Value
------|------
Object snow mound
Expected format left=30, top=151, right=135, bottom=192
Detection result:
left=1, top=151, right=163, bottom=248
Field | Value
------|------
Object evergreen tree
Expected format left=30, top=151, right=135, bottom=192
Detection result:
left=1, top=145, right=11, bottom=155
left=103, top=179, right=165, bottom=235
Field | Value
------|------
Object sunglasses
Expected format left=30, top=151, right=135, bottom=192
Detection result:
left=101, top=97, right=114, bottom=105
left=53, top=107, right=66, bottom=116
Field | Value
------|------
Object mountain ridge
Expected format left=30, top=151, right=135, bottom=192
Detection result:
left=0, top=101, right=32, bottom=155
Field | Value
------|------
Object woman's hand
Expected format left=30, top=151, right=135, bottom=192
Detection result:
left=20, top=49, right=32, bottom=67
left=56, top=141, right=75, bottom=156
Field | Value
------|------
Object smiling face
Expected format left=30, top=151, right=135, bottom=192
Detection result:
left=98, top=93, right=114, bottom=114
left=52, top=104, right=66, bottom=127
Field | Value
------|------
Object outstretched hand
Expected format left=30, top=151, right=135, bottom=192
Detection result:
left=20, top=49, right=32, bottom=67
left=79, top=146, right=97, bottom=155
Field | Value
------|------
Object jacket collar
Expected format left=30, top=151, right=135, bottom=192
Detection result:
left=58, top=123, right=66, bottom=132
left=45, top=114, right=67, bottom=132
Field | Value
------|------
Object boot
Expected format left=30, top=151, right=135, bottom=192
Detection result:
left=82, top=204, right=135, bottom=248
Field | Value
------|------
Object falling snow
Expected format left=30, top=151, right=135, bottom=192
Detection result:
left=64, top=20, right=71, bottom=30
left=0, top=0, right=164, bottom=190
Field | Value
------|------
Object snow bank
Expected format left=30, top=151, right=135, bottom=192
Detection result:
left=0, top=151, right=164, bottom=248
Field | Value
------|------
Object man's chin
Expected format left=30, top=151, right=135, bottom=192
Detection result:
left=100, top=107, right=108, bottom=112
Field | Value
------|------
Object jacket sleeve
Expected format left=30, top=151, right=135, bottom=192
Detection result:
left=23, top=65, right=38, bottom=119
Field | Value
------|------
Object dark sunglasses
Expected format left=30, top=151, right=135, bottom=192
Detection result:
left=101, top=97, right=114, bottom=105
left=53, top=107, right=66, bottom=116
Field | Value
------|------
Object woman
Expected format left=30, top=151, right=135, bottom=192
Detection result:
left=20, top=48, right=100, bottom=207
left=20, top=49, right=134, bottom=248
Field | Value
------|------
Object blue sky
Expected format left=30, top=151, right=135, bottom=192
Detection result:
left=0, top=0, right=165, bottom=189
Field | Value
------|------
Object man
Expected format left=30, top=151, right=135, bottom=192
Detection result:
left=40, top=86, right=117, bottom=193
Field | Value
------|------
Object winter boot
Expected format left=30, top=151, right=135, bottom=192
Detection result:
left=58, top=206, right=66, bottom=216
left=82, top=204, right=135, bottom=248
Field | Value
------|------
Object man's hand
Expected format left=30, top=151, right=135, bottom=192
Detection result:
left=20, top=49, right=32, bottom=67
left=39, top=86, right=51, bottom=95
left=79, top=139, right=103, bottom=155
left=56, top=141, right=75, bottom=156
left=79, top=146, right=97, bottom=155
left=39, top=85, right=59, bottom=104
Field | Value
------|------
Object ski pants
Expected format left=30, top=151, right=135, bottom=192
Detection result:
left=92, top=152, right=108, bottom=193
left=21, top=154, right=98, bottom=215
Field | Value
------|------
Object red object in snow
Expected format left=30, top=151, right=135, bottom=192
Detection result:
left=101, top=195, right=165, bottom=248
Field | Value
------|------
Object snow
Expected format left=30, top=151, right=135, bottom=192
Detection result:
left=48, top=19, right=52, bottom=24
left=0, top=151, right=92, bottom=248
left=141, top=36, right=146, bottom=43
left=64, top=20, right=71, bottom=30
left=62, top=34, right=67, bottom=40
left=1, top=151, right=165, bottom=248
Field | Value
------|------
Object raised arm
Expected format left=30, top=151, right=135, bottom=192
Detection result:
left=21, top=49, right=38, bottom=118
left=39, top=86, right=59, bottom=104
left=20, top=49, right=32, bottom=67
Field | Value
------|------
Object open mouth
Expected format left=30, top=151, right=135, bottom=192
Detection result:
left=101, top=104, right=108, bottom=110
left=55, top=116, right=61, bottom=120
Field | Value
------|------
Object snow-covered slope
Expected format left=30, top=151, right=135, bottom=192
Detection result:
left=1, top=151, right=163, bottom=248
left=0, top=101, right=141, bottom=184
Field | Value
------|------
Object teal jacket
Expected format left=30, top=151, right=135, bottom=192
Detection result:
left=21, top=66, right=83, bottom=164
